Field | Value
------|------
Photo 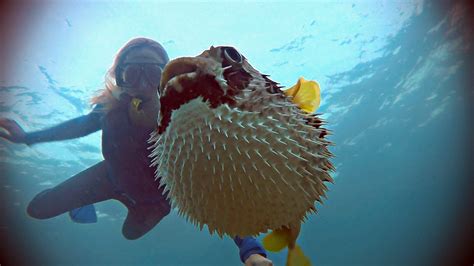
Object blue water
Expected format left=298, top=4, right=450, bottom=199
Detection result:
left=1, top=1, right=472, bottom=265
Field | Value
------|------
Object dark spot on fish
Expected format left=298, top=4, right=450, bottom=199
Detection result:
left=223, top=68, right=252, bottom=93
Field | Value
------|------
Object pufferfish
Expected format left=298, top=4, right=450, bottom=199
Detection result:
left=149, top=46, right=334, bottom=265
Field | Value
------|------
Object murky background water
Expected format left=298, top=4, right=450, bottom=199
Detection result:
left=1, top=1, right=472, bottom=265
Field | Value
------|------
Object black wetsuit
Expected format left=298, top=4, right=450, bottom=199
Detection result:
left=24, top=102, right=266, bottom=261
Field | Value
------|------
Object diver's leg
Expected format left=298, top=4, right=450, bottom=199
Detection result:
left=121, top=200, right=171, bottom=240
left=27, top=161, right=115, bottom=219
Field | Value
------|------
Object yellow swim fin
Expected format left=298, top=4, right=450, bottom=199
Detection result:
left=262, top=228, right=291, bottom=252
left=284, top=77, right=321, bottom=113
left=287, top=245, right=312, bottom=266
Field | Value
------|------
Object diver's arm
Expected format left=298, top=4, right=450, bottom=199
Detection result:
left=233, top=236, right=269, bottom=264
left=24, top=109, right=103, bottom=145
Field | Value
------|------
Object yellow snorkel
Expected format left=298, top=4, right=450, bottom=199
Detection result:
left=131, top=97, right=143, bottom=112
left=128, top=96, right=159, bottom=128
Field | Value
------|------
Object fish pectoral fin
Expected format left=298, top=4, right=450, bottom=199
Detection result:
left=283, top=77, right=321, bottom=113
left=283, top=77, right=303, bottom=98
left=262, top=228, right=291, bottom=252
left=286, top=244, right=312, bottom=266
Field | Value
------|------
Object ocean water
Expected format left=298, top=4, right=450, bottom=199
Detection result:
left=1, top=1, right=472, bottom=265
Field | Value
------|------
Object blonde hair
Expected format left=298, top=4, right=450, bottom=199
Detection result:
left=90, top=37, right=169, bottom=112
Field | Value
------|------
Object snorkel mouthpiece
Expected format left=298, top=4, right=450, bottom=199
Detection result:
left=131, top=97, right=143, bottom=111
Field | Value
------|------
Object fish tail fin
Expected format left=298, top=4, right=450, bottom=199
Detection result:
left=286, top=244, right=312, bottom=266
left=263, top=226, right=312, bottom=265
left=262, top=228, right=291, bottom=252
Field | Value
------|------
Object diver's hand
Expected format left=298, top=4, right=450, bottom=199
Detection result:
left=244, top=254, right=273, bottom=266
left=0, top=118, right=27, bottom=144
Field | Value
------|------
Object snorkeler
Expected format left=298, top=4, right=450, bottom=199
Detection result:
left=0, top=37, right=272, bottom=265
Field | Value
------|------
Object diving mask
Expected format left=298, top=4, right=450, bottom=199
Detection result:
left=116, top=63, right=163, bottom=88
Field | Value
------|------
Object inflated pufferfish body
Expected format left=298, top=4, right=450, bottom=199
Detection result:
left=150, top=46, right=334, bottom=238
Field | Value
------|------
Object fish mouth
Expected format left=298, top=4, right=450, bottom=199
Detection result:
left=158, top=57, right=230, bottom=134
left=159, top=57, right=200, bottom=96
left=159, top=57, right=226, bottom=97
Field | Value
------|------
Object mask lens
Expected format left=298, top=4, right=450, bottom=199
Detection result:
left=122, top=64, right=141, bottom=87
left=144, top=64, right=163, bottom=86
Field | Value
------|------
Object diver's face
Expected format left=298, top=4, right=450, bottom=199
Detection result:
left=119, top=47, right=167, bottom=99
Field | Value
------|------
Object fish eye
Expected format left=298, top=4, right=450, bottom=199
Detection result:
left=223, top=47, right=242, bottom=63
